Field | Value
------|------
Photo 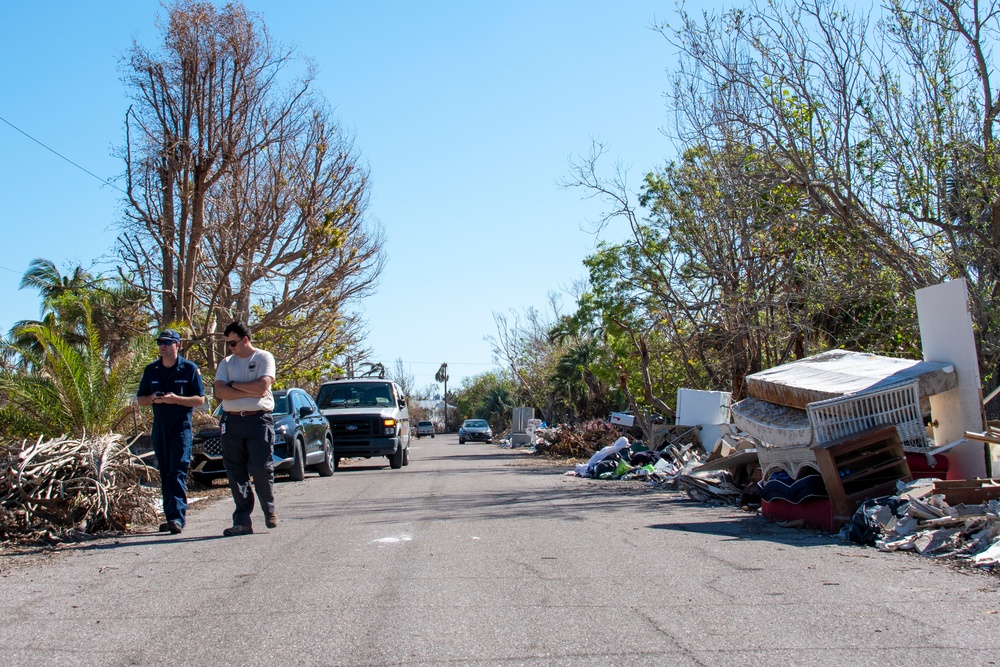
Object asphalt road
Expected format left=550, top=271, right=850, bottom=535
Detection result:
left=0, top=434, right=997, bottom=666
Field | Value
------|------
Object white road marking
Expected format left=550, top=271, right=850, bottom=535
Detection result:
left=371, top=535, right=412, bottom=544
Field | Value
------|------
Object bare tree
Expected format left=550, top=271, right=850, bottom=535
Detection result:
left=117, top=0, right=383, bottom=373
left=662, top=0, right=1000, bottom=381
left=488, top=301, right=565, bottom=422
left=387, top=357, right=415, bottom=398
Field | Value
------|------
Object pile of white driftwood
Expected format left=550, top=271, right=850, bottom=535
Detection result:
left=0, top=434, right=158, bottom=538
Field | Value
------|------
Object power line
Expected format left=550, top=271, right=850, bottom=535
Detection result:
left=0, top=113, right=127, bottom=195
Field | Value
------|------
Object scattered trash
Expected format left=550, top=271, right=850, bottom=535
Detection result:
left=844, top=478, right=1000, bottom=568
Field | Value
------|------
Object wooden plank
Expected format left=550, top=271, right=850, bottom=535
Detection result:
left=964, top=431, right=1000, bottom=444
left=932, top=479, right=1000, bottom=505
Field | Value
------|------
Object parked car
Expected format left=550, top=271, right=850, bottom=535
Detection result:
left=315, top=378, right=411, bottom=469
left=190, top=388, right=334, bottom=484
left=458, top=419, right=493, bottom=444
left=415, top=420, right=435, bottom=438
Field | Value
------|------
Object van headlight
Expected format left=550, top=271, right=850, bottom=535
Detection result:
left=383, top=418, right=397, bottom=436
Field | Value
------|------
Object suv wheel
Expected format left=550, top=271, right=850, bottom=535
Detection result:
left=288, top=439, right=306, bottom=481
left=316, top=437, right=334, bottom=477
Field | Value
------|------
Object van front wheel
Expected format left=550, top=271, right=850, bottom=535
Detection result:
left=389, top=445, right=403, bottom=469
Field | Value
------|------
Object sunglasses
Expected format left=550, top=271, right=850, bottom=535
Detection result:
left=226, top=338, right=243, bottom=348
left=157, top=340, right=176, bottom=346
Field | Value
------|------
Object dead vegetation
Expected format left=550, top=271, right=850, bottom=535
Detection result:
left=532, top=419, right=623, bottom=458
left=0, top=434, right=158, bottom=541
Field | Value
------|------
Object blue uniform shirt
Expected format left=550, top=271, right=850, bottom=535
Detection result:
left=137, top=355, right=205, bottom=427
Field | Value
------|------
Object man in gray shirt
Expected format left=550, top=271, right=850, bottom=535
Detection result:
left=214, top=321, right=277, bottom=536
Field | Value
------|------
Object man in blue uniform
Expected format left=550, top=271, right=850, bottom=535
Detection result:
left=137, top=329, right=205, bottom=534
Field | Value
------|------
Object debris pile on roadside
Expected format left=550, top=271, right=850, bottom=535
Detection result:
left=561, top=435, right=683, bottom=482
left=664, top=428, right=759, bottom=503
left=0, top=434, right=158, bottom=540
left=533, top=419, right=623, bottom=459
left=556, top=422, right=734, bottom=494
left=845, top=478, right=1000, bottom=567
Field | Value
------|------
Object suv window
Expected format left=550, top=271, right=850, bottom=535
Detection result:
left=272, top=393, right=290, bottom=416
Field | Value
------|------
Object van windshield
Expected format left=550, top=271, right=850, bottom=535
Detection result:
left=316, top=382, right=394, bottom=409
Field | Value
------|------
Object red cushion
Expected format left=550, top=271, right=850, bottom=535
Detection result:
left=761, top=498, right=837, bottom=532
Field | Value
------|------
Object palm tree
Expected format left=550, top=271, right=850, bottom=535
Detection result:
left=10, top=259, right=148, bottom=367
left=478, top=385, right=514, bottom=431
left=0, top=305, right=145, bottom=440
left=19, top=258, right=94, bottom=314
left=550, top=338, right=611, bottom=421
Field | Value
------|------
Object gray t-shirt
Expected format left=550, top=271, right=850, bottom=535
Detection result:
left=216, top=348, right=276, bottom=412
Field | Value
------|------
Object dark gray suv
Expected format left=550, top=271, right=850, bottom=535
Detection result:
left=191, top=388, right=334, bottom=484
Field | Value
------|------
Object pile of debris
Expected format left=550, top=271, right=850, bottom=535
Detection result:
left=673, top=430, right=761, bottom=504
left=561, top=430, right=720, bottom=494
left=847, top=478, right=1000, bottom=567
left=563, top=436, right=679, bottom=481
left=0, top=434, right=158, bottom=540
left=533, top=420, right=623, bottom=459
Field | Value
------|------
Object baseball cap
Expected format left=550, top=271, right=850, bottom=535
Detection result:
left=156, top=329, right=181, bottom=344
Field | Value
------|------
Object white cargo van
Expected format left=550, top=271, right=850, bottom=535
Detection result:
left=315, top=378, right=411, bottom=469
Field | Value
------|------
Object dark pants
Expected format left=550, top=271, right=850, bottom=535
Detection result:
left=221, top=413, right=275, bottom=527
left=152, top=420, right=192, bottom=527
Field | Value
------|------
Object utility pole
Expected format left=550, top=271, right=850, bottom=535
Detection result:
left=435, top=362, right=449, bottom=432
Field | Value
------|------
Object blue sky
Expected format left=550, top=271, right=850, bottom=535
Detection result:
left=0, top=1, right=682, bottom=390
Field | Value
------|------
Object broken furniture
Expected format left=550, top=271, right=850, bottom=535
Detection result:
left=761, top=498, right=837, bottom=532
left=915, top=279, right=988, bottom=478
left=812, top=424, right=913, bottom=526
left=732, top=350, right=956, bottom=478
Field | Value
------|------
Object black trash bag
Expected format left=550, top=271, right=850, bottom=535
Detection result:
left=845, top=496, right=908, bottom=546
left=740, top=481, right=762, bottom=507
left=630, top=451, right=658, bottom=467
left=592, top=459, right=619, bottom=477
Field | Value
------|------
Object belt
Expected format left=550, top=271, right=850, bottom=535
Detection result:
left=225, top=410, right=269, bottom=417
